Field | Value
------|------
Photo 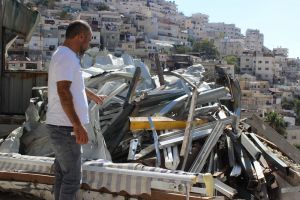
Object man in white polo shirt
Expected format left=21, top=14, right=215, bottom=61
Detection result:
left=46, top=20, right=105, bottom=200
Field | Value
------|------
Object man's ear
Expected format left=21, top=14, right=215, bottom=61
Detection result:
left=77, top=33, right=84, bottom=41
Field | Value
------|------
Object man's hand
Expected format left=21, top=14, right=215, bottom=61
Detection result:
left=93, top=95, right=107, bottom=105
left=85, top=88, right=107, bottom=105
left=73, top=124, right=89, bottom=144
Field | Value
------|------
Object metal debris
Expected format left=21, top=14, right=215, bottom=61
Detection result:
left=1, top=52, right=300, bottom=199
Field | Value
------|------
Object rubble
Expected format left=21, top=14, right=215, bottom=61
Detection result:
left=0, top=51, right=300, bottom=199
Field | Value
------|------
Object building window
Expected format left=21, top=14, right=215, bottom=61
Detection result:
left=292, top=136, right=297, bottom=139
left=258, top=67, right=261, bottom=70
left=246, top=59, right=249, bottom=61
left=265, top=68, right=269, bottom=70
left=265, top=75, right=268, bottom=77
left=258, top=61, right=262, bottom=63
left=265, top=61, right=269, bottom=64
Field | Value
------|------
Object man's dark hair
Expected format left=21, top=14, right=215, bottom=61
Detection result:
left=65, top=20, right=91, bottom=39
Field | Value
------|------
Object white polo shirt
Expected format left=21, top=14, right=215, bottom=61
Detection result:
left=46, top=46, right=89, bottom=126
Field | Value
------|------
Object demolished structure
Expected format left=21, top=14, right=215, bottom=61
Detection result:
left=1, top=1, right=300, bottom=199
left=1, top=49, right=300, bottom=200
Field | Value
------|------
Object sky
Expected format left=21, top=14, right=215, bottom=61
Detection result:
left=174, top=0, right=300, bottom=58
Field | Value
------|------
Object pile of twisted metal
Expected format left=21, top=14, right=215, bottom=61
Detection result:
left=1, top=50, right=300, bottom=200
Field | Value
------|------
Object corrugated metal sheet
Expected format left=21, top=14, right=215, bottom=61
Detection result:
left=2, top=0, right=40, bottom=42
left=0, top=71, right=47, bottom=114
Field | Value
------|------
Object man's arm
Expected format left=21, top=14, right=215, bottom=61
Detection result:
left=57, top=81, right=88, bottom=144
left=85, top=88, right=106, bottom=104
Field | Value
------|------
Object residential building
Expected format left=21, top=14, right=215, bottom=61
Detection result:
left=184, top=13, right=208, bottom=39
left=286, top=126, right=300, bottom=145
left=205, top=22, right=242, bottom=40
left=240, top=51, right=277, bottom=84
left=240, top=80, right=270, bottom=93
left=7, top=60, right=43, bottom=71
left=273, top=47, right=289, bottom=57
left=254, top=54, right=276, bottom=83
left=157, top=18, right=180, bottom=41
left=241, top=90, right=273, bottom=110
left=42, top=30, right=59, bottom=61
left=90, top=31, right=101, bottom=48
left=99, top=11, right=122, bottom=51
left=245, top=29, right=264, bottom=52
left=215, top=38, right=245, bottom=57
left=240, top=52, right=255, bottom=75
left=56, top=0, right=81, bottom=9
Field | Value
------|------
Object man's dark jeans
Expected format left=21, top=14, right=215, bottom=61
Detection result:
left=46, top=125, right=81, bottom=200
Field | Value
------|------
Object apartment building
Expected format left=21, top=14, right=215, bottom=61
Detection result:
left=120, top=19, right=137, bottom=35
left=240, top=52, right=255, bottom=75
left=79, top=12, right=101, bottom=30
left=56, top=0, right=81, bottom=9
left=133, top=12, right=158, bottom=38
left=117, top=0, right=149, bottom=15
left=254, top=54, right=276, bottom=83
left=273, top=47, right=289, bottom=57
left=215, top=38, right=245, bottom=57
left=245, top=29, right=264, bottom=52
left=99, top=11, right=122, bottom=51
left=286, top=126, right=300, bottom=145
left=205, top=22, right=242, bottom=39
left=177, top=31, right=189, bottom=46
left=240, top=80, right=270, bottom=93
left=42, top=30, right=59, bottom=61
left=241, top=90, right=273, bottom=110
left=286, top=58, right=300, bottom=83
left=27, top=33, right=43, bottom=51
left=7, top=60, right=43, bottom=71
left=240, top=51, right=278, bottom=84
left=157, top=18, right=180, bottom=41
left=183, top=13, right=208, bottom=39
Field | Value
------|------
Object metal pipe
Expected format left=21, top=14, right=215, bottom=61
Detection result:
left=189, top=121, right=225, bottom=173
left=83, top=164, right=197, bottom=183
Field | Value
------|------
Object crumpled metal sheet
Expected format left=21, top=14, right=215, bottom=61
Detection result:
left=2, top=0, right=40, bottom=43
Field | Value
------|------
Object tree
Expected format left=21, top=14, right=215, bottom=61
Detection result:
left=294, top=99, right=300, bottom=116
left=281, top=97, right=294, bottom=110
left=59, top=11, right=68, bottom=19
left=293, top=99, right=300, bottom=124
left=192, top=39, right=219, bottom=60
left=174, top=45, right=191, bottom=54
left=224, top=55, right=237, bottom=65
left=264, top=111, right=287, bottom=136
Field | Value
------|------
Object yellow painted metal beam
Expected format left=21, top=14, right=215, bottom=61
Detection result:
left=129, top=117, right=207, bottom=131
